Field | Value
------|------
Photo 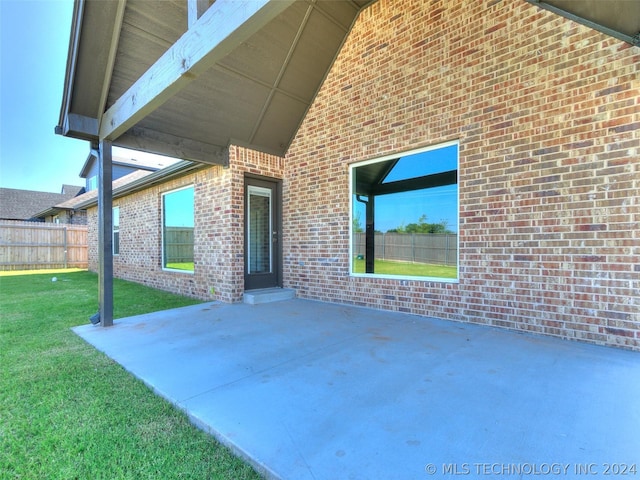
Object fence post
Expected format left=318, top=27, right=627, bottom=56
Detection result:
left=412, top=233, right=416, bottom=263
left=63, top=227, right=68, bottom=269
left=0, top=221, right=88, bottom=271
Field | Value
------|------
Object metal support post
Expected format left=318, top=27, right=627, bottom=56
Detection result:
left=97, top=140, right=114, bottom=327
left=365, top=196, right=375, bottom=274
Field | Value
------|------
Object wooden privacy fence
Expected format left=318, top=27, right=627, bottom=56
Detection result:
left=0, top=221, right=88, bottom=271
left=164, top=226, right=194, bottom=264
left=353, top=232, right=458, bottom=266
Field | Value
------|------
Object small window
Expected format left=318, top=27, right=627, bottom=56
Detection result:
left=113, top=207, right=120, bottom=255
left=162, top=186, right=194, bottom=272
left=350, top=141, right=459, bottom=281
left=88, top=175, right=98, bottom=191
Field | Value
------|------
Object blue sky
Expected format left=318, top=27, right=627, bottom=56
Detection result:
left=164, top=187, right=195, bottom=228
left=1, top=0, right=88, bottom=192
left=371, top=184, right=458, bottom=233
left=0, top=0, right=457, bottom=235
left=353, top=144, right=459, bottom=233
left=0, top=0, right=171, bottom=194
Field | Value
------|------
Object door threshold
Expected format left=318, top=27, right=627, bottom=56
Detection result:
left=243, top=288, right=296, bottom=305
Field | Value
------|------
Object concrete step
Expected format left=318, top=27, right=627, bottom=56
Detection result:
left=243, top=288, right=296, bottom=305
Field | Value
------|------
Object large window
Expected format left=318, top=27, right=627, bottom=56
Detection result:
left=350, top=141, right=458, bottom=281
left=113, top=207, right=120, bottom=255
left=162, top=186, right=195, bottom=272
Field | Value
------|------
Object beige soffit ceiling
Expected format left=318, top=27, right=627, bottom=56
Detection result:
left=526, top=0, right=640, bottom=46
left=58, top=0, right=374, bottom=165
left=58, top=1, right=638, bottom=167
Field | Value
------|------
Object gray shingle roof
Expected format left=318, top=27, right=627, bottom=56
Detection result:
left=61, top=185, right=85, bottom=196
left=0, top=187, right=84, bottom=221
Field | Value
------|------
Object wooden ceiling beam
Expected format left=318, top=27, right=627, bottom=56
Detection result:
left=188, top=0, right=213, bottom=28
left=116, top=126, right=229, bottom=166
left=61, top=113, right=99, bottom=141
left=99, top=0, right=295, bottom=143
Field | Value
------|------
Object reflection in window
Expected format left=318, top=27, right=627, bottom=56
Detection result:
left=162, top=186, right=194, bottom=272
left=113, top=207, right=120, bottom=255
left=247, top=186, right=272, bottom=274
left=351, top=142, right=458, bottom=280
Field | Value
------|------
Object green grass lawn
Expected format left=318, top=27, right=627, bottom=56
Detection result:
left=352, top=258, right=457, bottom=279
left=0, top=270, right=261, bottom=480
left=166, top=262, right=195, bottom=272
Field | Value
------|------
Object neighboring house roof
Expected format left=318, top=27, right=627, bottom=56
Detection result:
left=61, top=184, right=85, bottom=196
left=32, top=186, right=98, bottom=220
left=0, top=186, right=85, bottom=221
left=73, top=161, right=204, bottom=210
left=66, top=170, right=154, bottom=211
left=79, top=153, right=177, bottom=178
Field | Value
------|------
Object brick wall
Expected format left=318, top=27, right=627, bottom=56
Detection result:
left=89, top=171, right=217, bottom=300
left=86, top=0, right=638, bottom=350
left=283, top=0, right=639, bottom=349
left=87, top=146, right=283, bottom=303
left=44, top=210, right=87, bottom=225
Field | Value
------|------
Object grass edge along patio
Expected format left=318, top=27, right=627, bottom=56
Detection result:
left=0, top=269, right=261, bottom=480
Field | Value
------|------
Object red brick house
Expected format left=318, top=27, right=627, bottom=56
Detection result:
left=58, top=0, right=639, bottom=350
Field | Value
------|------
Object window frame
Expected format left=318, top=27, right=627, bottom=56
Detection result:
left=161, top=185, right=195, bottom=274
left=349, top=141, right=460, bottom=283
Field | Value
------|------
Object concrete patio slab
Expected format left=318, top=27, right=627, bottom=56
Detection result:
left=73, top=299, right=640, bottom=480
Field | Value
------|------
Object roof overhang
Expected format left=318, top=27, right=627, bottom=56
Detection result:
left=78, top=152, right=97, bottom=178
left=33, top=207, right=66, bottom=219
left=525, top=0, right=640, bottom=46
left=57, top=0, right=375, bottom=165
left=57, top=0, right=639, bottom=168
left=73, top=161, right=207, bottom=210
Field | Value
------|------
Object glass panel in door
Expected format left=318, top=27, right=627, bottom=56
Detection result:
left=247, top=186, right=272, bottom=275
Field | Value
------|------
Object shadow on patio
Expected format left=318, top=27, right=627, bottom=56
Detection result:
left=74, top=299, right=640, bottom=480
